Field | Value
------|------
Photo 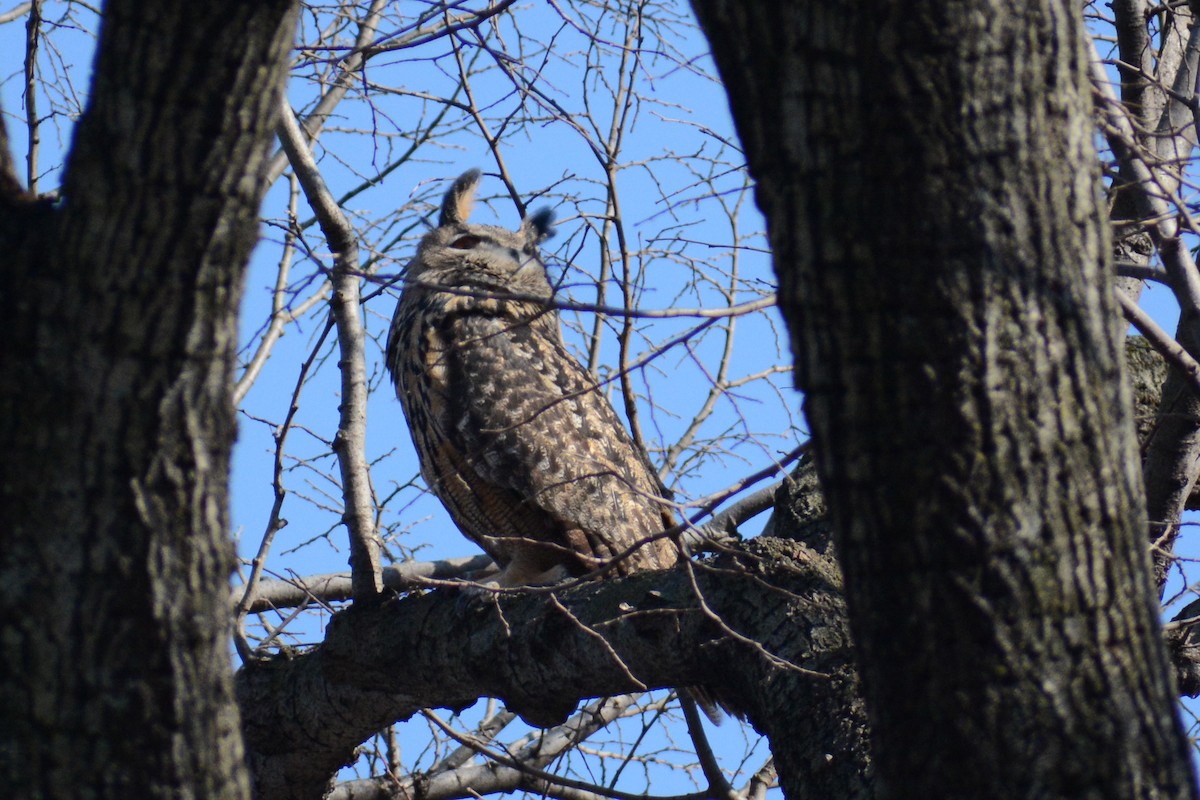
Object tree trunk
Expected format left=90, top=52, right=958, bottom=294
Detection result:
left=0, top=3, right=298, bottom=797
left=692, top=1, right=1199, bottom=797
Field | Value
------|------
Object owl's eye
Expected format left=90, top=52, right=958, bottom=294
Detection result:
left=450, top=235, right=481, bottom=250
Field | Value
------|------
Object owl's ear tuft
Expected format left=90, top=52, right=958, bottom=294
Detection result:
left=521, top=207, right=556, bottom=246
left=439, top=169, right=482, bottom=227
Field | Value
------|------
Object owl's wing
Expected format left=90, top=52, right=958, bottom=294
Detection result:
left=442, top=311, right=678, bottom=574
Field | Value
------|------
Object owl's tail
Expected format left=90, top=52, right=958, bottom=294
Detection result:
left=681, top=685, right=736, bottom=725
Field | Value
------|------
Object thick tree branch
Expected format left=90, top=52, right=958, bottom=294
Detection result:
left=239, top=569, right=718, bottom=799
left=239, top=535, right=862, bottom=800
left=1111, top=0, right=1155, bottom=127
left=1149, top=5, right=1200, bottom=189
left=1108, top=0, right=1194, bottom=306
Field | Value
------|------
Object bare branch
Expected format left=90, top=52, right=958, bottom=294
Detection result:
left=236, top=473, right=781, bottom=615
left=0, top=3, right=31, bottom=25
left=678, top=694, right=738, bottom=800
left=276, top=94, right=382, bottom=598
left=387, top=276, right=777, bottom=319
left=22, top=0, right=40, bottom=193
left=741, top=758, right=777, bottom=800
left=233, top=554, right=494, bottom=613
left=1117, top=288, right=1200, bottom=395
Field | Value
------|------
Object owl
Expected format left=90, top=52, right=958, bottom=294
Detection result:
left=385, top=169, right=679, bottom=587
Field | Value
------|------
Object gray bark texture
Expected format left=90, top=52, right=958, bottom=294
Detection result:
left=0, top=2, right=299, bottom=798
left=690, top=0, right=1199, bottom=797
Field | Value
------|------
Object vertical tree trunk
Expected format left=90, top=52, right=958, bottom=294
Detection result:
left=0, top=3, right=298, bottom=797
left=692, top=1, right=1198, bottom=797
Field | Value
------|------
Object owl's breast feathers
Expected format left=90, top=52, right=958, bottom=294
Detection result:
left=387, top=286, right=677, bottom=577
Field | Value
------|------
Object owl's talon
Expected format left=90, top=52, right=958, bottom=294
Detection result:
left=453, top=582, right=493, bottom=613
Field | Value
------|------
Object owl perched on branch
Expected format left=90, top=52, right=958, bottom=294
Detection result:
left=385, top=169, right=679, bottom=587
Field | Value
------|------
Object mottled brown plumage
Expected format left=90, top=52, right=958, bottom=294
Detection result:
left=385, top=169, right=678, bottom=587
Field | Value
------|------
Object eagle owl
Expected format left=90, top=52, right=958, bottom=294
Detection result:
left=385, top=169, right=679, bottom=587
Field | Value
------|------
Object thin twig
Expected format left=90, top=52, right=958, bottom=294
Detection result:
left=418, top=702, right=710, bottom=800
left=264, top=0, right=388, bottom=184
left=387, top=276, right=777, bottom=319
left=234, top=176, right=302, bottom=405
left=232, top=318, right=334, bottom=658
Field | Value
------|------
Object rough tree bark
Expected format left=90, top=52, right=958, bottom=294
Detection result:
left=691, top=1, right=1199, bottom=797
left=0, top=2, right=299, bottom=797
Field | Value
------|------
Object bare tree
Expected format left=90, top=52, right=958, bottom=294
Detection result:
left=4, top=1, right=1200, bottom=799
